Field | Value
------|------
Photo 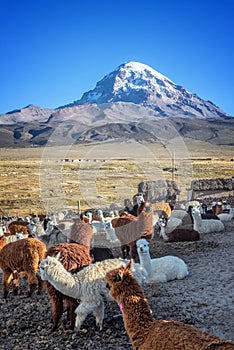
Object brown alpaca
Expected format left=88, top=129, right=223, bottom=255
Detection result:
left=0, top=237, right=46, bottom=298
left=111, top=201, right=153, bottom=261
left=45, top=219, right=93, bottom=331
left=106, top=262, right=234, bottom=350
left=5, top=221, right=31, bottom=236
left=68, top=217, right=93, bottom=244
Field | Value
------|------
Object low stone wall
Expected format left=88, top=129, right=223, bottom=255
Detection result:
left=189, top=178, right=234, bottom=203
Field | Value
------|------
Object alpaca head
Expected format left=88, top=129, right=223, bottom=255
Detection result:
left=106, top=260, right=138, bottom=303
left=192, top=206, right=201, bottom=217
left=136, top=238, right=149, bottom=255
left=136, top=193, right=145, bottom=206
left=39, top=253, right=61, bottom=280
left=16, top=232, right=25, bottom=240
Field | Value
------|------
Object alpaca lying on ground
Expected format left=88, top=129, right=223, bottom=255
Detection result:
left=112, top=201, right=153, bottom=261
left=159, top=216, right=183, bottom=233
left=39, top=255, right=146, bottom=331
left=192, top=207, right=225, bottom=234
left=170, top=209, right=189, bottom=220
left=0, top=236, right=46, bottom=298
left=105, top=261, right=234, bottom=350
left=188, top=206, right=220, bottom=224
left=217, top=208, right=234, bottom=222
left=136, top=238, right=188, bottom=282
left=158, top=221, right=200, bottom=242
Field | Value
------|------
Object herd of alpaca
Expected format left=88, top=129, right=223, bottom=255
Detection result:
left=0, top=197, right=233, bottom=347
left=105, top=261, right=234, bottom=349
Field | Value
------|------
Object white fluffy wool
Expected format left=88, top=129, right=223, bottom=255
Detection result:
left=136, top=238, right=188, bottom=283
left=39, top=256, right=147, bottom=330
left=192, top=208, right=225, bottom=233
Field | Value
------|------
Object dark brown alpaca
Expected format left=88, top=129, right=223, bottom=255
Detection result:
left=105, top=261, right=234, bottom=350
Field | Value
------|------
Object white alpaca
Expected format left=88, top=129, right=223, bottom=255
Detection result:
left=217, top=208, right=234, bottom=222
left=192, top=207, right=225, bottom=233
left=0, top=225, right=6, bottom=236
left=170, top=209, right=189, bottom=220
left=39, top=255, right=146, bottom=331
left=163, top=217, right=182, bottom=232
left=105, top=221, right=120, bottom=243
left=136, top=238, right=189, bottom=283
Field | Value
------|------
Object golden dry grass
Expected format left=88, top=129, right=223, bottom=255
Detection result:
left=0, top=140, right=233, bottom=216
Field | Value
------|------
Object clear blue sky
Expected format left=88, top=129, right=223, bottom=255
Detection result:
left=1, top=0, right=234, bottom=116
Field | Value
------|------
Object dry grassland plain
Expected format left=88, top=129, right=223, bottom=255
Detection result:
left=0, top=139, right=233, bottom=216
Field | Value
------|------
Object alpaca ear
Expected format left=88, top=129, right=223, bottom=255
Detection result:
left=55, top=252, right=61, bottom=261
left=124, top=259, right=132, bottom=270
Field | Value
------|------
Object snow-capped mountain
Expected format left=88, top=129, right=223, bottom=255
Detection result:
left=0, top=61, right=233, bottom=147
left=64, top=61, right=230, bottom=119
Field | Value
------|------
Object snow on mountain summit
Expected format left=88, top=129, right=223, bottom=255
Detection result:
left=69, top=61, right=177, bottom=106
left=64, top=61, right=231, bottom=119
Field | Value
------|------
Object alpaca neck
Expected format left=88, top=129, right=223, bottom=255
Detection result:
left=160, top=226, right=169, bottom=241
left=47, top=262, right=82, bottom=299
left=193, top=213, right=201, bottom=231
left=121, top=292, right=155, bottom=349
left=139, top=251, right=154, bottom=277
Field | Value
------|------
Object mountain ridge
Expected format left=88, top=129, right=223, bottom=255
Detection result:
left=0, top=61, right=233, bottom=147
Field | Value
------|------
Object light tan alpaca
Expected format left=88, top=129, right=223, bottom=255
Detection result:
left=0, top=236, right=46, bottom=298
left=105, top=261, right=234, bottom=350
left=151, top=202, right=171, bottom=217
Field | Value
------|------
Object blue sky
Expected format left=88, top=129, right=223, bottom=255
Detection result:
left=1, top=0, right=234, bottom=116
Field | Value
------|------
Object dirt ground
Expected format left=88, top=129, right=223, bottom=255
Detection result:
left=0, top=219, right=233, bottom=350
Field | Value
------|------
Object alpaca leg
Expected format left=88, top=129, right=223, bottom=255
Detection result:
left=92, top=301, right=104, bottom=330
left=46, top=284, right=64, bottom=331
left=75, top=301, right=99, bottom=331
left=121, top=245, right=127, bottom=259
left=65, top=297, right=79, bottom=330
left=36, top=272, right=44, bottom=295
left=2, top=270, right=14, bottom=299
left=130, top=244, right=139, bottom=262
left=12, top=271, right=19, bottom=296
left=26, top=271, right=38, bottom=296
